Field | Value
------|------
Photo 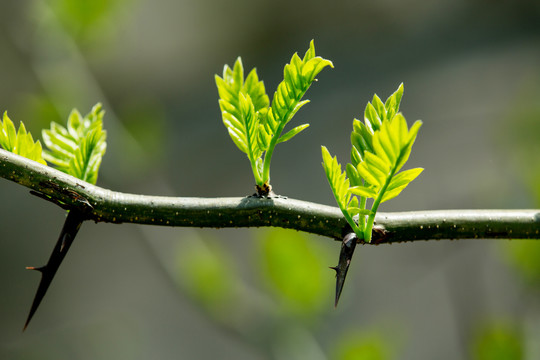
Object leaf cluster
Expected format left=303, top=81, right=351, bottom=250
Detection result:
left=42, top=103, right=107, bottom=184
left=0, top=104, right=107, bottom=185
left=216, top=40, right=333, bottom=190
left=322, top=84, right=423, bottom=242
left=0, top=112, right=46, bottom=165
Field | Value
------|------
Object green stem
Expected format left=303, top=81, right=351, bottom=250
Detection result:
left=358, top=180, right=367, bottom=231
left=261, top=86, right=313, bottom=185
left=250, top=157, right=263, bottom=186
left=261, top=122, right=286, bottom=184
left=342, top=208, right=363, bottom=240
left=364, top=135, right=416, bottom=242
left=364, top=169, right=396, bottom=242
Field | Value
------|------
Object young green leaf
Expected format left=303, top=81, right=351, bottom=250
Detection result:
left=259, top=40, right=333, bottom=186
left=266, top=41, right=333, bottom=131
left=216, top=58, right=270, bottom=186
left=381, top=167, right=423, bottom=203
left=354, top=113, right=422, bottom=242
left=0, top=112, right=46, bottom=165
left=384, top=83, right=404, bottom=120
left=277, top=123, right=310, bottom=144
left=217, top=40, right=332, bottom=192
left=68, top=127, right=107, bottom=185
left=322, top=84, right=423, bottom=242
left=42, top=103, right=107, bottom=184
left=348, top=185, right=377, bottom=198
left=321, top=146, right=362, bottom=235
left=321, top=146, right=350, bottom=211
left=216, top=58, right=270, bottom=147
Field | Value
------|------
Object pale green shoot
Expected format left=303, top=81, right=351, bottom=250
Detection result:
left=216, top=40, right=333, bottom=193
left=322, top=84, right=423, bottom=242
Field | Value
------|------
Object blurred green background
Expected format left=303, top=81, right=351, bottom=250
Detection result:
left=1, top=0, right=539, bottom=359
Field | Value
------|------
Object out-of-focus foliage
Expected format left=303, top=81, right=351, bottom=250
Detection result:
left=118, top=99, right=167, bottom=169
left=332, top=330, right=392, bottom=360
left=41, top=0, right=131, bottom=44
left=175, top=236, right=240, bottom=321
left=471, top=321, right=523, bottom=360
left=258, top=228, right=333, bottom=316
left=174, top=229, right=392, bottom=358
left=505, top=240, right=540, bottom=286
left=175, top=228, right=334, bottom=319
left=0, top=111, right=46, bottom=165
left=498, top=79, right=540, bottom=205
left=20, top=96, right=65, bottom=131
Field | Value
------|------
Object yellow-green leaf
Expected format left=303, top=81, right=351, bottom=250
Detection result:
left=0, top=111, right=46, bottom=165
left=277, top=123, right=309, bottom=144
left=348, top=185, right=377, bottom=198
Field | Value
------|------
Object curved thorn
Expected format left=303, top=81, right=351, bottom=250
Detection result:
left=331, top=232, right=358, bottom=307
left=23, top=210, right=85, bottom=331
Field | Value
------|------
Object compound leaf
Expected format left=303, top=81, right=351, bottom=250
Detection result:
left=384, top=82, right=404, bottom=120
left=269, top=41, right=333, bottom=130
left=243, top=68, right=269, bottom=111
left=0, top=111, right=46, bottom=165
left=358, top=114, right=422, bottom=201
left=42, top=103, right=107, bottom=184
left=216, top=57, right=270, bottom=184
left=217, top=41, right=332, bottom=189
left=322, top=84, right=423, bottom=242
left=321, top=146, right=351, bottom=213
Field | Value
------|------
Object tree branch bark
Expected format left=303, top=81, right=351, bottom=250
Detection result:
left=1, top=149, right=539, bottom=243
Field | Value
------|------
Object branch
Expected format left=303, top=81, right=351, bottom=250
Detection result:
left=1, top=149, right=539, bottom=243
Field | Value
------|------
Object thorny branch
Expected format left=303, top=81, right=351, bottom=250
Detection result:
left=1, top=148, right=539, bottom=243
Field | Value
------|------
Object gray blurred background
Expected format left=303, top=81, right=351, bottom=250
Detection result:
left=1, top=0, right=539, bottom=359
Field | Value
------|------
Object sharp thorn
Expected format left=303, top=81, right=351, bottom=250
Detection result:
left=23, top=210, right=85, bottom=331
left=331, top=232, right=358, bottom=307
